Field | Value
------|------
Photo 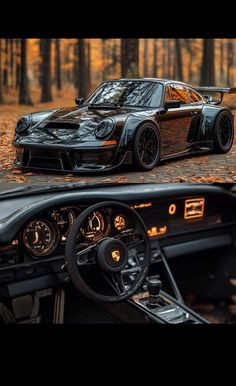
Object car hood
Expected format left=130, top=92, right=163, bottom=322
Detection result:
left=15, top=105, right=142, bottom=145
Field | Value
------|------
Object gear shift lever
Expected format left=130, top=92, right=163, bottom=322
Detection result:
left=146, top=277, right=162, bottom=307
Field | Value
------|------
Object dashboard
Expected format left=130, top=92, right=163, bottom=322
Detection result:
left=0, top=183, right=235, bottom=298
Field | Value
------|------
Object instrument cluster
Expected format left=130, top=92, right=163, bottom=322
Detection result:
left=22, top=206, right=129, bottom=259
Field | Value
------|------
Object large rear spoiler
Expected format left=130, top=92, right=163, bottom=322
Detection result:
left=194, top=87, right=236, bottom=104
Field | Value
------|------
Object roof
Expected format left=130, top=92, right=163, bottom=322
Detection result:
left=112, top=78, right=189, bottom=86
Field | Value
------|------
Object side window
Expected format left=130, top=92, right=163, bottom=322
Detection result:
left=188, top=88, right=202, bottom=103
left=169, top=84, right=188, bottom=104
left=164, top=86, right=172, bottom=101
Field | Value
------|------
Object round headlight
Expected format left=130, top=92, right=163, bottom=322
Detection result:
left=15, top=115, right=32, bottom=134
left=95, top=119, right=114, bottom=139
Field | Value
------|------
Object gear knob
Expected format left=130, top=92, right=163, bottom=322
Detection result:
left=146, top=277, right=162, bottom=307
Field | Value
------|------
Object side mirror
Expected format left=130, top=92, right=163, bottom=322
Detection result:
left=75, top=97, right=84, bottom=106
left=164, top=100, right=181, bottom=109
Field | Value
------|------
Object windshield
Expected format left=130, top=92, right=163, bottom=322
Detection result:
left=85, top=80, right=163, bottom=108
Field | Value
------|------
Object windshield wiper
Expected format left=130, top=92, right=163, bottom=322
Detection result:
left=88, top=102, right=122, bottom=109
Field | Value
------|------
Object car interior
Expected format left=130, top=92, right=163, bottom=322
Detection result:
left=0, top=182, right=236, bottom=324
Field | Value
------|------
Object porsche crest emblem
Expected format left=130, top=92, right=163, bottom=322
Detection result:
left=111, top=250, right=121, bottom=262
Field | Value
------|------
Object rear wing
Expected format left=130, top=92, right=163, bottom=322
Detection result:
left=194, top=87, right=236, bottom=104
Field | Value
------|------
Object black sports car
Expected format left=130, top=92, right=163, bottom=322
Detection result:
left=0, top=182, right=236, bottom=324
left=13, top=79, right=236, bottom=173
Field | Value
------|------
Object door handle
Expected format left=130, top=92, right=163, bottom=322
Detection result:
left=190, top=111, right=198, bottom=116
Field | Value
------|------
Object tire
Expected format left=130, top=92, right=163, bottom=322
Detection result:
left=213, top=110, right=234, bottom=153
left=133, top=123, right=161, bottom=171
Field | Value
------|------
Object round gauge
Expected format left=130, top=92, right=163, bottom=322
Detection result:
left=52, top=206, right=81, bottom=240
left=23, top=219, right=59, bottom=258
left=82, top=210, right=108, bottom=242
left=114, top=214, right=126, bottom=231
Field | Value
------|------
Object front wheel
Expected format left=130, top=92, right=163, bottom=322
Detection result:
left=133, top=123, right=161, bottom=171
left=213, top=110, right=234, bottom=153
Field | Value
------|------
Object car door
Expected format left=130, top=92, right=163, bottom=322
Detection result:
left=158, top=84, right=199, bottom=156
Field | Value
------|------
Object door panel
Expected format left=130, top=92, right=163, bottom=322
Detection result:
left=158, top=84, right=202, bottom=156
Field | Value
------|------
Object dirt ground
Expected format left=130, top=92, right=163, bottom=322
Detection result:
left=1, top=89, right=236, bottom=185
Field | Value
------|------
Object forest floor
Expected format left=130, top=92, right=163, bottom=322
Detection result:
left=1, top=87, right=236, bottom=185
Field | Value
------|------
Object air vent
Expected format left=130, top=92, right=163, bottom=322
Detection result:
left=45, top=122, right=80, bottom=130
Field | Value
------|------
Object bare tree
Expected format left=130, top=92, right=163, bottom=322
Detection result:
left=40, top=39, right=52, bottom=102
left=10, top=39, right=14, bottom=87
left=87, top=40, right=91, bottom=91
left=162, top=39, right=167, bottom=78
left=227, top=39, right=234, bottom=86
left=167, top=39, right=171, bottom=78
left=78, top=39, right=88, bottom=97
left=55, top=39, right=62, bottom=91
left=152, top=39, right=158, bottom=77
left=143, top=39, right=148, bottom=76
left=19, top=39, right=33, bottom=105
left=3, top=39, right=9, bottom=89
left=0, top=40, right=4, bottom=103
left=121, top=39, right=139, bottom=78
left=220, top=39, right=224, bottom=84
left=175, top=39, right=183, bottom=81
left=15, top=39, right=21, bottom=89
left=73, top=42, right=79, bottom=88
left=200, top=39, right=215, bottom=86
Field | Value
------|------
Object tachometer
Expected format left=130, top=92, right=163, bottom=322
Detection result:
left=23, top=219, right=59, bottom=257
left=82, top=210, right=109, bottom=241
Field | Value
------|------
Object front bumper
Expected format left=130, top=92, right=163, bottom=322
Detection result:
left=13, top=144, right=132, bottom=173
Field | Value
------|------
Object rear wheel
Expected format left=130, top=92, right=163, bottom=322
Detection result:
left=133, top=123, right=161, bottom=171
left=213, top=110, right=234, bottom=153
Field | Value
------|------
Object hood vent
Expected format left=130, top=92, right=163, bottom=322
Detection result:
left=44, top=122, right=80, bottom=130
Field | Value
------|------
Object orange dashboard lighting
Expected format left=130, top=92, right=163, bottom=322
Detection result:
left=168, top=203, right=176, bottom=215
left=148, top=226, right=167, bottom=237
left=133, top=203, right=152, bottom=209
left=101, top=140, right=117, bottom=146
left=184, top=198, right=205, bottom=219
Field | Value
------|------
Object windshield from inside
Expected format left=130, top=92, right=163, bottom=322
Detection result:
left=85, top=80, right=163, bottom=108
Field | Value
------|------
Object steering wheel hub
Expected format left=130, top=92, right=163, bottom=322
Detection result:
left=97, top=238, right=128, bottom=272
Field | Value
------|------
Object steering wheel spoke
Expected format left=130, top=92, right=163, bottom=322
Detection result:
left=76, top=244, right=97, bottom=266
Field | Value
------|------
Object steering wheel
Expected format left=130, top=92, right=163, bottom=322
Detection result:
left=65, top=201, right=151, bottom=303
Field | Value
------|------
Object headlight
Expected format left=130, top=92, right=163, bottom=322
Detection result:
left=95, top=119, right=115, bottom=139
left=15, top=115, right=32, bottom=134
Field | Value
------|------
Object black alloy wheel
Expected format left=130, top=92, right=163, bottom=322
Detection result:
left=213, top=110, right=234, bottom=153
left=133, top=123, right=160, bottom=171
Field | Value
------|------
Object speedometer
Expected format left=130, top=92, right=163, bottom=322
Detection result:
left=23, top=219, right=59, bottom=257
left=82, top=210, right=109, bottom=241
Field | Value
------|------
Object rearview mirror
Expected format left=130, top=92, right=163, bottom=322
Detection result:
left=75, top=97, right=84, bottom=106
left=164, top=100, right=181, bottom=109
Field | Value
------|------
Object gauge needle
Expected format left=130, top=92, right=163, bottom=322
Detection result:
left=33, top=231, right=39, bottom=244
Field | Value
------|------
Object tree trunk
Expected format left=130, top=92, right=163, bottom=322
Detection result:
left=200, top=39, right=215, bottom=86
left=73, top=42, right=79, bottom=88
left=220, top=40, right=224, bottom=84
left=152, top=39, right=158, bottom=77
left=175, top=39, right=183, bottom=81
left=227, top=40, right=233, bottom=86
left=40, top=39, right=52, bottom=102
left=167, top=39, right=172, bottom=78
left=162, top=39, right=167, bottom=78
left=78, top=39, right=88, bottom=97
left=143, top=39, right=148, bottom=76
left=55, top=39, right=62, bottom=91
left=15, top=39, right=21, bottom=89
left=3, top=39, right=9, bottom=89
left=19, top=39, right=33, bottom=105
left=87, top=40, right=91, bottom=92
left=0, top=40, right=4, bottom=103
left=121, top=39, right=139, bottom=78
left=10, top=39, right=14, bottom=87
